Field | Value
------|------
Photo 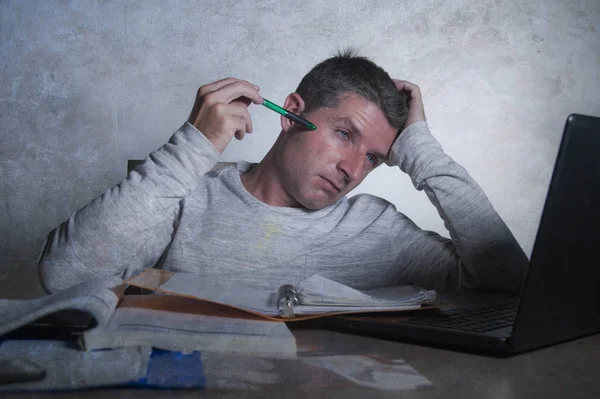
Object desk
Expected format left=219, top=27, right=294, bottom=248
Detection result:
left=3, top=326, right=599, bottom=398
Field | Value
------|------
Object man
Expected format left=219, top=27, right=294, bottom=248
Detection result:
left=38, top=51, right=529, bottom=294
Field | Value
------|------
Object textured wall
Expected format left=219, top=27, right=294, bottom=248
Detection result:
left=1, top=0, right=599, bottom=298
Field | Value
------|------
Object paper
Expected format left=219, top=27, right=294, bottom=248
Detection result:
left=297, top=274, right=374, bottom=304
left=153, top=272, right=436, bottom=316
left=288, top=274, right=436, bottom=314
left=156, top=272, right=280, bottom=316
left=298, top=274, right=437, bottom=306
left=82, top=296, right=297, bottom=358
left=0, top=275, right=123, bottom=337
left=300, top=355, right=433, bottom=391
left=126, top=269, right=436, bottom=319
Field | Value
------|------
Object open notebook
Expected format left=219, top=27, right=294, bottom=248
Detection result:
left=125, top=268, right=437, bottom=320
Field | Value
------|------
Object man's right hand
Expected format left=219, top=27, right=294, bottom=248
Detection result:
left=188, top=78, right=263, bottom=153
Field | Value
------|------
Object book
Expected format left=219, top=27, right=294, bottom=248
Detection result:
left=0, top=275, right=297, bottom=359
left=80, top=294, right=297, bottom=358
left=125, top=268, right=437, bottom=320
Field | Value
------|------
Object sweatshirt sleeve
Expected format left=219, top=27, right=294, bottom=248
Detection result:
left=37, top=122, right=221, bottom=293
left=387, top=121, right=529, bottom=292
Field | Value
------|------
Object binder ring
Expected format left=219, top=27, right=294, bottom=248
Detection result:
left=277, top=284, right=299, bottom=318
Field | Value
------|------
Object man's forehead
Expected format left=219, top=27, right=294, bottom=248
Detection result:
left=327, top=115, right=354, bottom=124
left=327, top=93, right=374, bottom=113
left=324, top=94, right=386, bottom=123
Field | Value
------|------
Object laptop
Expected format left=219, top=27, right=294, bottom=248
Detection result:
left=313, top=114, right=600, bottom=356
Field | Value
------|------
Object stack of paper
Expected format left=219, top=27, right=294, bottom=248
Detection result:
left=292, top=275, right=437, bottom=315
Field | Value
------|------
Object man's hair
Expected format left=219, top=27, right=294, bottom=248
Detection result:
left=296, top=49, right=409, bottom=130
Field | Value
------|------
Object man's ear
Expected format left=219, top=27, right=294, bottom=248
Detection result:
left=280, top=93, right=306, bottom=131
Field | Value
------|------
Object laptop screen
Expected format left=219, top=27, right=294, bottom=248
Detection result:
left=512, top=114, right=600, bottom=350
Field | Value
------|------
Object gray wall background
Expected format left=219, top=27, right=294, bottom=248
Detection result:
left=1, top=0, right=598, bottom=298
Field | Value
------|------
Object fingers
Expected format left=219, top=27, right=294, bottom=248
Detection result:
left=391, top=78, right=426, bottom=127
left=214, top=102, right=252, bottom=141
left=198, top=77, right=258, bottom=96
left=231, top=96, right=252, bottom=108
left=190, top=77, right=260, bottom=152
left=228, top=102, right=253, bottom=134
left=199, top=78, right=262, bottom=106
left=392, top=78, right=405, bottom=90
left=393, top=79, right=421, bottom=98
left=233, top=115, right=250, bottom=140
left=198, top=77, right=238, bottom=96
left=218, top=81, right=263, bottom=105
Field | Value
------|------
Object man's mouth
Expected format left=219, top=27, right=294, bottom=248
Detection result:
left=321, top=176, right=341, bottom=193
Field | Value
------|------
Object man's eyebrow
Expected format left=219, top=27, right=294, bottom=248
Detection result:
left=329, top=117, right=387, bottom=161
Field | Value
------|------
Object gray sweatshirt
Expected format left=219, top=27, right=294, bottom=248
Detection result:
left=37, top=121, right=529, bottom=294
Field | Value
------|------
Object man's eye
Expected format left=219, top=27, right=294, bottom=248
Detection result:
left=337, top=130, right=349, bottom=140
left=366, top=155, right=377, bottom=165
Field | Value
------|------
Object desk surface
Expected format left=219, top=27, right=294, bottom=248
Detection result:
left=4, top=326, right=599, bottom=399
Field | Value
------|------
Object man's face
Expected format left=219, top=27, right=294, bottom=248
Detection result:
left=278, top=93, right=399, bottom=210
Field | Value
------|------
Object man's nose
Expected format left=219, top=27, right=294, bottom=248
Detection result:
left=338, top=156, right=364, bottom=183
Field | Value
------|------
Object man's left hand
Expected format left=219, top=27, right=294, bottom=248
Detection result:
left=393, top=79, right=426, bottom=129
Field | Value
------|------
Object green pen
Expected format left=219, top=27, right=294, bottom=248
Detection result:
left=261, top=98, right=317, bottom=130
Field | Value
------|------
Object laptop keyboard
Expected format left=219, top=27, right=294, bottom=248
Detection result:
left=405, top=299, right=518, bottom=333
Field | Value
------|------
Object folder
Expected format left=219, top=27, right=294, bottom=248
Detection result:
left=125, top=269, right=437, bottom=321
